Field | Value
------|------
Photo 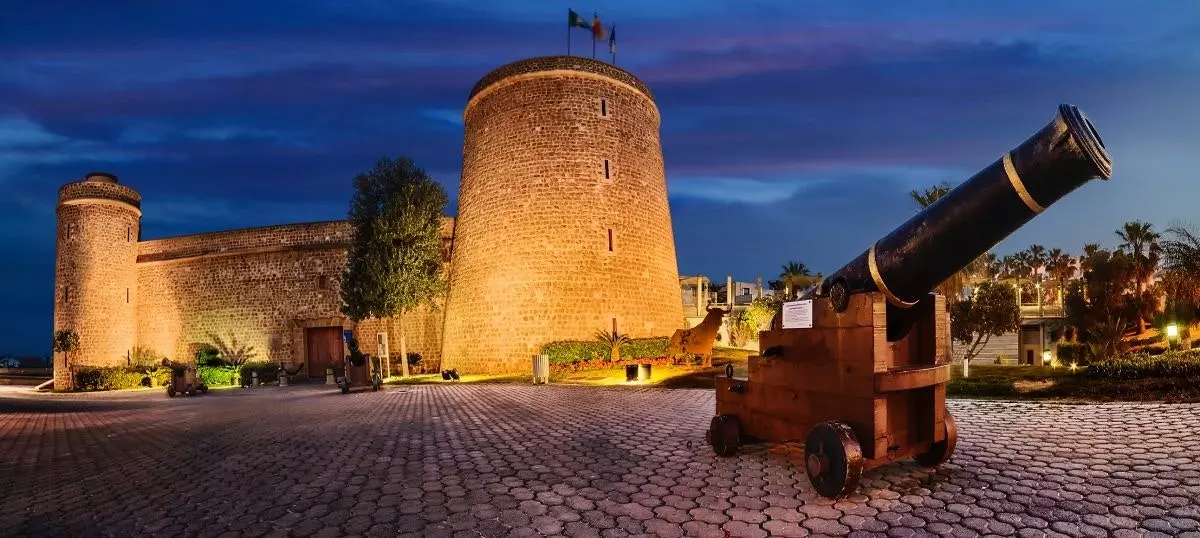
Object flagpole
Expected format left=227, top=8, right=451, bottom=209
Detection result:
left=592, top=12, right=597, bottom=59
left=610, top=24, right=616, bottom=65
left=567, top=9, right=571, bottom=56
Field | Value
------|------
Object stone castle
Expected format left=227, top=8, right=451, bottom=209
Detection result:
left=52, top=56, right=683, bottom=389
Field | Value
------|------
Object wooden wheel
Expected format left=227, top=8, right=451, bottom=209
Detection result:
left=707, top=415, right=741, bottom=457
left=804, top=421, right=864, bottom=499
left=915, top=412, right=958, bottom=467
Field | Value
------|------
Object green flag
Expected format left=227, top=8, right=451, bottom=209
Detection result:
left=568, top=9, right=590, bottom=29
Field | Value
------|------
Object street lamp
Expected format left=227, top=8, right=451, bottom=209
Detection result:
left=1166, top=323, right=1179, bottom=349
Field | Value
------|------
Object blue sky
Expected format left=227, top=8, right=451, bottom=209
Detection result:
left=2, top=1, right=1198, bottom=354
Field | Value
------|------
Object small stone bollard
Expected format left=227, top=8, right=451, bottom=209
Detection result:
left=251, top=371, right=259, bottom=387
left=278, top=372, right=288, bottom=387
left=325, top=367, right=336, bottom=385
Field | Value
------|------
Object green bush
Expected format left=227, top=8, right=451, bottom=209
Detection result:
left=1088, top=349, right=1200, bottom=379
left=407, top=352, right=422, bottom=366
left=540, top=337, right=669, bottom=365
left=1056, top=342, right=1093, bottom=367
left=239, top=361, right=279, bottom=385
left=74, top=366, right=147, bottom=391
left=198, top=365, right=239, bottom=386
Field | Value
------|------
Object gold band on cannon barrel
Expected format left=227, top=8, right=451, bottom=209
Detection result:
left=1003, top=152, right=1045, bottom=214
left=868, top=244, right=918, bottom=309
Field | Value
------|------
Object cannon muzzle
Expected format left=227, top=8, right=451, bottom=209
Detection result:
left=803, top=104, right=1111, bottom=333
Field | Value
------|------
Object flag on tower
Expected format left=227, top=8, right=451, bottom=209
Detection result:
left=608, top=24, right=616, bottom=55
left=591, top=14, right=606, bottom=40
left=568, top=9, right=590, bottom=29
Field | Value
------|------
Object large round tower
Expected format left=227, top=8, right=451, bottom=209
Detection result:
left=53, top=172, right=141, bottom=389
left=441, top=56, right=684, bottom=372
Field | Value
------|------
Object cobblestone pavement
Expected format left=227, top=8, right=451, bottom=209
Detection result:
left=2, top=384, right=1199, bottom=537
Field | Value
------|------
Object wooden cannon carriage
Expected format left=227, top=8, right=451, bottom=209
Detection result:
left=707, top=104, right=1114, bottom=498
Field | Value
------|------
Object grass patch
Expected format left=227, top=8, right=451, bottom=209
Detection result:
left=948, top=364, right=1200, bottom=402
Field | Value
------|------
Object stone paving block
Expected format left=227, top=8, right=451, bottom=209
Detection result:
left=1, top=386, right=1199, bottom=537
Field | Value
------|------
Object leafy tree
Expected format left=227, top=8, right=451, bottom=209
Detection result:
left=1116, top=220, right=1161, bottom=331
left=341, top=157, right=449, bottom=377
left=730, top=296, right=783, bottom=345
left=52, top=329, right=80, bottom=389
left=594, top=329, right=631, bottom=363
left=1065, top=248, right=1140, bottom=359
left=950, top=282, right=1020, bottom=376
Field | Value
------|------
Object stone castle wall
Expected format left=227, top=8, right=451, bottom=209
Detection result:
left=134, top=220, right=452, bottom=375
left=53, top=177, right=142, bottom=388
left=441, top=56, right=684, bottom=373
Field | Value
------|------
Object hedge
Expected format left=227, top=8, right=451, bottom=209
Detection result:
left=198, top=365, right=239, bottom=387
left=540, top=337, right=670, bottom=366
left=74, top=367, right=153, bottom=391
left=1088, top=349, right=1200, bottom=379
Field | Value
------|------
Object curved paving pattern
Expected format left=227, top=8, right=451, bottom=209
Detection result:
left=1, top=385, right=1198, bottom=537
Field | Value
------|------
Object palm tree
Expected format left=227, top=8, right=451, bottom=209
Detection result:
left=1079, top=243, right=1102, bottom=273
left=909, top=182, right=951, bottom=208
left=1160, top=224, right=1200, bottom=277
left=1046, top=248, right=1076, bottom=312
left=779, top=261, right=813, bottom=298
left=594, top=329, right=631, bottom=363
left=1116, top=221, right=1161, bottom=331
left=1026, top=245, right=1047, bottom=278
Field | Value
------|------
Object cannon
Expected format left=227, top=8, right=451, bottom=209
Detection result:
left=706, top=104, right=1112, bottom=498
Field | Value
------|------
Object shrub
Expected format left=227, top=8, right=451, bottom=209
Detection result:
left=198, top=365, right=239, bottom=386
left=407, top=352, right=421, bottom=367
left=1088, top=349, right=1200, bottom=379
left=74, top=366, right=146, bottom=391
left=540, top=337, right=670, bottom=366
left=239, top=361, right=279, bottom=385
left=195, top=345, right=222, bottom=367
left=1056, top=342, right=1093, bottom=367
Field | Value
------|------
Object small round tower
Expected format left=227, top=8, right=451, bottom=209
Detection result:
left=53, top=172, right=141, bottom=389
left=441, top=56, right=684, bottom=372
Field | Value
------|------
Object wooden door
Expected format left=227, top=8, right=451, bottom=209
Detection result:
left=306, top=327, right=344, bottom=378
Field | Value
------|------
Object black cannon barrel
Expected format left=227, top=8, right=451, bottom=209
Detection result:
left=804, top=104, right=1112, bottom=310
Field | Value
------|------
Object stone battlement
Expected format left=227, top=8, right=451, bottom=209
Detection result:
left=468, top=55, right=655, bottom=104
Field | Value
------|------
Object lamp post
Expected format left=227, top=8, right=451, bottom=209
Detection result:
left=1166, top=323, right=1179, bottom=350
left=1042, top=349, right=1052, bottom=367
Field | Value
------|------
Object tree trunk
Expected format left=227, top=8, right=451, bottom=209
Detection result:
left=612, top=346, right=620, bottom=363
left=399, top=310, right=410, bottom=378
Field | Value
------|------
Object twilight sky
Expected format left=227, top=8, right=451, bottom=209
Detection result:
left=3, top=1, right=1198, bottom=354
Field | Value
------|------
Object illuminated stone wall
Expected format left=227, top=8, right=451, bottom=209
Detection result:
left=133, top=219, right=452, bottom=376
left=441, top=56, right=684, bottom=373
left=52, top=174, right=142, bottom=389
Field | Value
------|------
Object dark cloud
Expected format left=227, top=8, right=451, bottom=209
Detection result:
left=0, top=1, right=1197, bottom=353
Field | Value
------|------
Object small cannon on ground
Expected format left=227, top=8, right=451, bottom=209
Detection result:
left=707, top=104, right=1112, bottom=498
left=163, top=358, right=208, bottom=397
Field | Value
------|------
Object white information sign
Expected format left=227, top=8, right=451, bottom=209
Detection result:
left=781, top=300, right=813, bottom=329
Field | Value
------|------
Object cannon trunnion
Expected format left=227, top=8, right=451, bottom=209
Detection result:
left=709, top=104, right=1112, bottom=498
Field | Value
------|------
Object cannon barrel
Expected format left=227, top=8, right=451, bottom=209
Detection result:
left=803, top=104, right=1112, bottom=319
